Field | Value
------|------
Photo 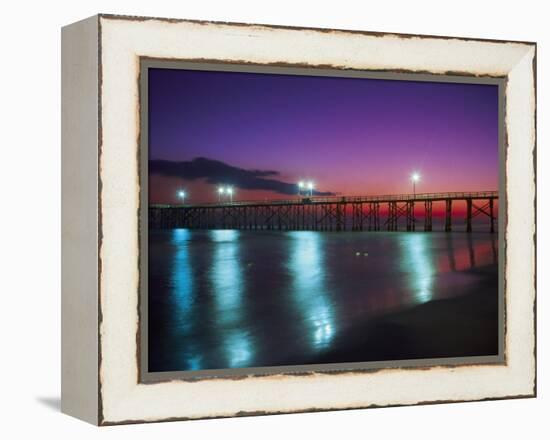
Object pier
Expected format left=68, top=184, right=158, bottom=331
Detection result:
left=149, top=191, right=498, bottom=232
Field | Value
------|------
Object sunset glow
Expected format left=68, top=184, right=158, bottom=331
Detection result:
left=148, top=68, right=499, bottom=209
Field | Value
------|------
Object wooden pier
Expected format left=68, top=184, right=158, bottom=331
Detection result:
left=149, top=191, right=498, bottom=233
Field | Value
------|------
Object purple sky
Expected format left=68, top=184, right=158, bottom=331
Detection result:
left=148, top=68, right=499, bottom=205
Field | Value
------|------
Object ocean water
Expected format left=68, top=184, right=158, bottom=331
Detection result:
left=148, top=229, right=499, bottom=372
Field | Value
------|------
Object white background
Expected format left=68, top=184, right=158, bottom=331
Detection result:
left=0, top=0, right=546, bottom=438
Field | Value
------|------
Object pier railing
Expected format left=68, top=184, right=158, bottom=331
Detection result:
left=151, top=191, right=498, bottom=209
left=149, top=190, right=499, bottom=233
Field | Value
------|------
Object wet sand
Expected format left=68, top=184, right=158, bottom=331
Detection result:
left=310, top=266, right=499, bottom=365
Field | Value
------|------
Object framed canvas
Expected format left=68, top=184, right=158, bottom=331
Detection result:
left=61, top=14, right=536, bottom=425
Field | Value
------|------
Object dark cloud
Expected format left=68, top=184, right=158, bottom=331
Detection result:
left=149, top=157, right=335, bottom=196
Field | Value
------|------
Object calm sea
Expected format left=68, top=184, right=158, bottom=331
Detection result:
left=148, top=229, right=499, bottom=372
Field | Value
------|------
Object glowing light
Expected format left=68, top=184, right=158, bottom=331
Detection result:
left=218, top=187, right=225, bottom=194
left=411, top=172, right=421, bottom=196
left=177, top=190, right=186, bottom=200
left=226, top=187, right=233, bottom=195
left=307, top=181, right=314, bottom=190
left=298, top=181, right=305, bottom=188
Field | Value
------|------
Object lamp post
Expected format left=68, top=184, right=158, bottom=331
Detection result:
left=227, top=186, right=234, bottom=202
left=411, top=172, right=420, bottom=198
left=298, top=181, right=304, bottom=196
left=307, top=181, right=314, bottom=197
left=218, top=186, right=225, bottom=202
left=177, top=190, right=186, bottom=205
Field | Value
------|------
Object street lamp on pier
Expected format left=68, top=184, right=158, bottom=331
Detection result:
left=298, top=181, right=305, bottom=195
left=226, top=186, right=234, bottom=202
left=177, top=190, right=186, bottom=204
left=411, top=172, right=420, bottom=197
left=307, top=181, right=314, bottom=197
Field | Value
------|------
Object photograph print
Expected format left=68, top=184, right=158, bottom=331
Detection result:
left=144, top=63, right=502, bottom=377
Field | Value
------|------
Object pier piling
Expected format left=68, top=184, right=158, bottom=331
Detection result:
left=149, top=191, right=498, bottom=233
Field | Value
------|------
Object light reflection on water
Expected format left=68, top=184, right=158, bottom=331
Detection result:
left=150, top=229, right=498, bottom=372
left=170, top=229, right=193, bottom=319
left=209, top=230, right=253, bottom=368
left=210, top=230, right=242, bottom=326
left=168, top=228, right=202, bottom=370
left=287, top=231, right=335, bottom=351
left=399, top=234, right=435, bottom=303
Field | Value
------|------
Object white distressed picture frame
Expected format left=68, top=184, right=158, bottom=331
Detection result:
left=61, top=14, right=536, bottom=425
